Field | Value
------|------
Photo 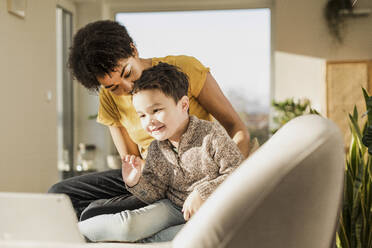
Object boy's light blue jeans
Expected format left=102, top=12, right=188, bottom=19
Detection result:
left=78, top=199, right=185, bottom=242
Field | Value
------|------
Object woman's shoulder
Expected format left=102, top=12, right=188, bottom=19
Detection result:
left=153, top=55, right=204, bottom=68
left=194, top=116, right=228, bottom=136
left=98, top=86, right=114, bottom=104
left=99, top=87, right=131, bottom=104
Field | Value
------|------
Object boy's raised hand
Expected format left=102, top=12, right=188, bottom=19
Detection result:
left=121, top=155, right=144, bottom=187
left=182, top=189, right=204, bottom=221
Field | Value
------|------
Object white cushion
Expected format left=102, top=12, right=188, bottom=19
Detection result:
left=173, top=115, right=345, bottom=248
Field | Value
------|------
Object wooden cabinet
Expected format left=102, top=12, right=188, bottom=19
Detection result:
left=326, top=61, right=372, bottom=146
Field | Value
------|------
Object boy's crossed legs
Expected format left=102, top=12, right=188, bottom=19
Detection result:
left=78, top=199, right=185, bottom=242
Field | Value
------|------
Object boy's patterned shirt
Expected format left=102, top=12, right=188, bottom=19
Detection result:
left=126, top=116, right=244, bottom=207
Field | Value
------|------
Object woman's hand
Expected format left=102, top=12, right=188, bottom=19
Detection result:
left=182, top=190, right=204, bottom=221
left=121, top=155, right=144, bottom=187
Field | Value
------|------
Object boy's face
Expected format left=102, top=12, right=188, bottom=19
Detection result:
left=132, top=89, right=189, bottom=142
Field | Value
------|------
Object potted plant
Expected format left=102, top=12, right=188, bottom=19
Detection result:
left=337, top=88, right=372, bottom=248
left=324, top=0, right=355, bottom=43
left=271, top=98, right=319, bottom=134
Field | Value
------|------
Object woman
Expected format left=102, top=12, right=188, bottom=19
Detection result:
left=49, top=20, right=250, bottom=225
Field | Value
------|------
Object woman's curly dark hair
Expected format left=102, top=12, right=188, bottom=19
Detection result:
left=68, top=20, right=135, bottom=92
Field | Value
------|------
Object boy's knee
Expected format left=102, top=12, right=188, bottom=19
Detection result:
left=117, top=210, right=141, bottom=242
left=78, top=214, right=129, bottom=242
left=79, top=209, right=156, bottom=242
left=79, top=211, right=144, bottom=242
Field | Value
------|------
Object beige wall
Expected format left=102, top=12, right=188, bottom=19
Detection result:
left=275, top=0, right=372, bottom=60
left=0, top=0, right=58, bottom=192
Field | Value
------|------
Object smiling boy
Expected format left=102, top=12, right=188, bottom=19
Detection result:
left=78, top=62, right=243, bottom=243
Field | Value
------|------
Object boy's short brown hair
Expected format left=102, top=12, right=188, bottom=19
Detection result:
left=131, top=62, right=189, bottom=103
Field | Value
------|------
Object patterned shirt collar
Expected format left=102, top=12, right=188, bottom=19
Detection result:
left=158, top=115, right=200, bottom=163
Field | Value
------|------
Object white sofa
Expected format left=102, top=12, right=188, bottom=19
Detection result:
left=1, top=115, right=345, bottom=248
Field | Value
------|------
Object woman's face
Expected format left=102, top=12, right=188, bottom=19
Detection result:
left=97, top=56, right=145, bottom=96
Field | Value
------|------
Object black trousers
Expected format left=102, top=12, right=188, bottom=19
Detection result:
left=48, top=169, right=147, bottom=221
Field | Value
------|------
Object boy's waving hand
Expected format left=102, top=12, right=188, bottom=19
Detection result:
left=122, top=155, right=145, bottom=187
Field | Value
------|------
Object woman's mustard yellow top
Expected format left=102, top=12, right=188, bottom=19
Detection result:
left=97, top=55, right=213, bottom=158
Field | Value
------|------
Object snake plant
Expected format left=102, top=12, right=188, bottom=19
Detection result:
left=337, top=88, right=372, bottom=248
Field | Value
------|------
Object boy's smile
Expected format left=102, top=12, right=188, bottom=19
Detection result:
left=148, top=125, right=165, bottom=134
left=132, top=89, right=189, bottom=144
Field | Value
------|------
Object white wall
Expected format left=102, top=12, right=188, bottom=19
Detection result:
left=274, top=52, right=326, bottom=114
left=0, top=0, right=58, bottom=192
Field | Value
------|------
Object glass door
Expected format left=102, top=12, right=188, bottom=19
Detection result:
left=56, top=7, right=74, bottom=179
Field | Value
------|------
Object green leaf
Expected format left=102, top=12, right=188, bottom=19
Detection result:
left=354, top=106, right=359, bottom=122
left=349, top=114, right=367, bottom=155
left=349, top=134, right=358, bottom=178
left=362, top=88, right=372, bottom=125
left=349, top=113, right=363, bottom=143
left=338, top=217, right=351, bottom=248
left=362, top=125, right=372, bottom=155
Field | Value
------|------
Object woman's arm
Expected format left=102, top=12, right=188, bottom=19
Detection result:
left=109, top=126, right=141, bottom=159
left=197, top=72, right=251, bottom=158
